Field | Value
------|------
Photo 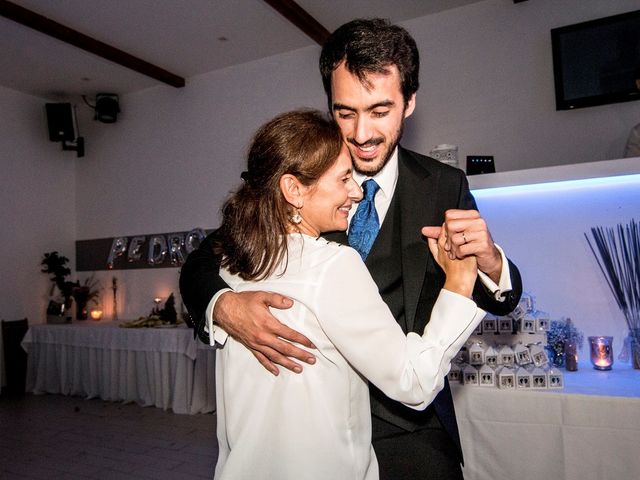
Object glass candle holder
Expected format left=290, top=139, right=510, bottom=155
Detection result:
left=89, top=306, right=103, bottom=321
left=588, top=336, right=613, bottom=370
left=565, top=340, right=578, bottom=371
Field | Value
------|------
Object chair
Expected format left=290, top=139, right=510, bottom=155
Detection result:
left=1, top=318, right=28, bottom=396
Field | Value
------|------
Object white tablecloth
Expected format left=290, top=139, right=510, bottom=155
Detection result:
left=20, top=323, right=640, bottom=477
left=453, top=362, right=640, bottom=480
left=21, top=321, right=216, bottom=414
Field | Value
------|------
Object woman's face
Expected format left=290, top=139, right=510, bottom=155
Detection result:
left=298, top=144, right=363, bottom=236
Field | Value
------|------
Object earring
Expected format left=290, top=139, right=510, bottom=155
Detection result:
left=290, top=205, right=302, bottom=224
left=290, top=210, right=302, bottom=224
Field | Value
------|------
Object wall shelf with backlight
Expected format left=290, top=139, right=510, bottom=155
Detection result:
left=463, top=155, right=640, bottom=366
left=468, top=156, right=640, bottom=195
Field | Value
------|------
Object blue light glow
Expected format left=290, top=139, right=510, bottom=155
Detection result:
left=471, top=173, right=640, bottom=198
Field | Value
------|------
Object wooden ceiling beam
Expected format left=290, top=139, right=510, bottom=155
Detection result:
left=0, top=0, right=185, bottom=88
left=263, top=0, right=330, bottom=46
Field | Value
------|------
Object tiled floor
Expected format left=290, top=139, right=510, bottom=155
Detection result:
left=0, top=393, right=218, bottom=479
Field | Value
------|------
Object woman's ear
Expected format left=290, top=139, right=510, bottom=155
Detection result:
left=280, top=174, right=304, bottom=207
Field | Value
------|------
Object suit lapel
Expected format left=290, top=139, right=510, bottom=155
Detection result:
left=397, top=147, right=442, bottom=332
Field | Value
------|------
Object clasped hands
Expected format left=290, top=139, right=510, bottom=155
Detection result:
left=422, top=209, right=502, bottom=284
left=213, top=209, right=502, bottom=375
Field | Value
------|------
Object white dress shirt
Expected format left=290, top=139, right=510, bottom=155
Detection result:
left=213, top=235, right=484, bottom=480
left=348, top=146, right=399, bottom=226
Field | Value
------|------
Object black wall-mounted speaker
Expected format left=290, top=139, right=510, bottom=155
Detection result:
left=45, top=103, right=75, bottom=142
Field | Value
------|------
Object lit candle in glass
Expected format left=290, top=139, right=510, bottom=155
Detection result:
left=588, top=336, right=613, bottom=370
left=90, top=306, right=103, bottom=321
left=153, top=297, right=162, bottom=315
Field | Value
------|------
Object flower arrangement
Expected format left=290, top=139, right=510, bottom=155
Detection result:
left=72, top=276, right=102, bottom=319
left=120, top=293, right=179, bottom=328
left=41, top=251, right=101, bottom=319
left=546, top=318, right=584, bottom=367
left=41, top=251, right=77, bottom=310
left=72, top=276, right=101, bottom=304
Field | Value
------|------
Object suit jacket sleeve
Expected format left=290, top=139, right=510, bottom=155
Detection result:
left=179, top=231, right=228, bottom=343
left=457, top=173, right=523, bottom=315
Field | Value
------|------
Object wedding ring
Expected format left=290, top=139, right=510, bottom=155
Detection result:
left=462, top=232, right=467, bottom=244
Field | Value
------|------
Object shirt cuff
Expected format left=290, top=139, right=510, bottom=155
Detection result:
left=205, top=288, right=231, bottom=346
left=477, top=244, right=513, bottom=302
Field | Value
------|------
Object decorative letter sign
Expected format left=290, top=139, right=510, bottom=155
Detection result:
left=76, top=228, right=211, bottom=271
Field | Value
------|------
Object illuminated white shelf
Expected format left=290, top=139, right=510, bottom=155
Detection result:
left=468, top=156, right=640, bottom=193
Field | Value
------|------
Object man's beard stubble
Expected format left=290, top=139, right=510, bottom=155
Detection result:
left=349, top=119, right=405, bottom=177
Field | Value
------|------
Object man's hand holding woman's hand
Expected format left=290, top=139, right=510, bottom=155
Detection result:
left=423, top=225, right=477, bottom=298
left=423, top=209, right=502, bottom=284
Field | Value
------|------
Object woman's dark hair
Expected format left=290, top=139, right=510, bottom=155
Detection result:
left=319, top=18, right=420, bottom=109
left=214, top=110, right=342, bottom=280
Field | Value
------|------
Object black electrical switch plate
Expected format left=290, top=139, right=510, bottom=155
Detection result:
left=466, top=155, right=495, bottom=175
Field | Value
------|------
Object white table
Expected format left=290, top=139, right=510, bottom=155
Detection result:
left=21, top=321, right=216, bottom=414
left=453, top=362, right=640, bottom=480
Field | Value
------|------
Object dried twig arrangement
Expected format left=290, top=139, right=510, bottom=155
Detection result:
left=585, top=219, right=640, bottom=342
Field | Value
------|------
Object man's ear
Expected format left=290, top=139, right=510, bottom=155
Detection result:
left=280, top=174, right=304, bottom=207
left=404, top=93, right=416, bottom=119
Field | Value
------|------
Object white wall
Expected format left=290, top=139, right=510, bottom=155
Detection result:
left=0, top=85, right=76, bottom=325
left=401, top=0, right=640, bottom=171
left=5, top=0, right=630, bottom=325
left=75, top=47, right=325, bottom=318
left=75, top=0, right=640, bottom=321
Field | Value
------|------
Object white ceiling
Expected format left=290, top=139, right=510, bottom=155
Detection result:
left=0, top=0, right=484, bottom=100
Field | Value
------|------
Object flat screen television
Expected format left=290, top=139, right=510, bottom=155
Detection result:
left=551, top=10, right=640, bottom=110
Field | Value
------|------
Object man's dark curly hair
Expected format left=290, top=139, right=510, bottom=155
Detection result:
left=319, top=18, right=420, bottom=110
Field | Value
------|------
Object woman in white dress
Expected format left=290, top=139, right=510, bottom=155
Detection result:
left=210, top=110, right=484, bottom=480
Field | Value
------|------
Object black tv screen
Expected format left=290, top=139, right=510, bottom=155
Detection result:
left=551, top=10, right=640, bottom=110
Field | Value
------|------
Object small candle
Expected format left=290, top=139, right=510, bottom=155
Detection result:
left=90, top=307, right=103, bottom=321
left=588, top=336, right=613, bottom=370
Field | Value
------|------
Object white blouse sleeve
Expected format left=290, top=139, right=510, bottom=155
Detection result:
left=313, top=246, right=485, bottom=410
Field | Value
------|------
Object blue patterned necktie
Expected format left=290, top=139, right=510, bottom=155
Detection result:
left=348, top=179, right=380, bottom=260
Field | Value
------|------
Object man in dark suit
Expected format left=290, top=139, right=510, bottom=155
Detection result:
left=180, top=18, right=522, bottom=479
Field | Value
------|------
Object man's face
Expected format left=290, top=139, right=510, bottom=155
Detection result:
left=331, top=62, right=415, bottom=176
